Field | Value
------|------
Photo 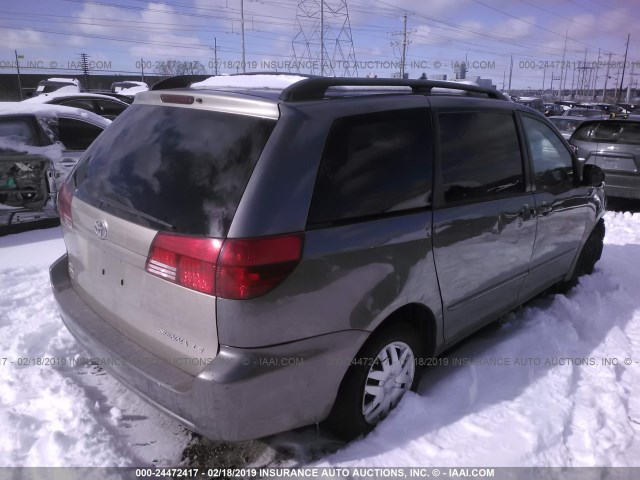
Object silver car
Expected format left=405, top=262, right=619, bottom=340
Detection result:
left=50, top=75, right=606, bottom=441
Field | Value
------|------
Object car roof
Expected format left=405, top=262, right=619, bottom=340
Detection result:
left=22, top=92, right=129, bottom=105
left=0, top=103, right=111, bottom=127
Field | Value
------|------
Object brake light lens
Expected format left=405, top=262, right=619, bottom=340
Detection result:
left=145, top=233, right=303, bottom=299
left=217, top=234, right=304, bottom=300
left=57, top=181, right=74, bottom=228
left=146, top=234, right=222, bottom=294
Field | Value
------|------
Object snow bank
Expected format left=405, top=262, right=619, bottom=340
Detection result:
left=191, top=74, right=308, bottom=89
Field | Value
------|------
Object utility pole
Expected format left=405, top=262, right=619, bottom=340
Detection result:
left=212, top=37, right=219, bottom=75
left=508, top=54, right=513, bottom=92
left=592, top=48, right=600, bottom=100
left=542, top=67, right=546, bottom=94
left=320, top=0, right=324, bottom=75
left=502, top=70, right=506, bottom=91
left=581, top=48, right=587, bottom=99
left=560, top=28, right=568, bottom=99
left=618, top=33, right=630, bottom=102
left=140, top=57, right=145, bottom=82
left=602, top=52, right=612, bottom=102
left=14, top=50, right=23, bottom=100
left=240, top=0, right=246, bottom=73
left=400, top=13, right=408, bottom=79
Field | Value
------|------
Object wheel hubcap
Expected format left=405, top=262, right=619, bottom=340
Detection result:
left=362, top=341, right=415, bottom=425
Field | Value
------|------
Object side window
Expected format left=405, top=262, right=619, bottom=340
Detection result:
left=57, top=118, right=104, bottom=151
left=58, top=99, right=96, bottom=114
left=96, top=100, right=127, bottom=118
left=521, top=116, right=574, bottom=192
left=308, top=109, right=432, bottom=225
left=0, top=117, right=39, bottom=146
left=439, top=111, right=524, bottom=204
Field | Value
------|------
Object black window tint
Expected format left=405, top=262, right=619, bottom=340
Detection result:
left=74, top=104, right=276, bottom=236
left=308, top=109, right=432, bottom=225
left=0, top=117, right=38, bottom=147
left=573, top=121, right=640, bottom=145
left=58, top=99, right=95, bottom=113
left=96, top=100, right=127, bottom=117
left=439, top=112, right=524, bottom=204
left=522, top=116, right=574, bottom=191
left=57, top=117, right=104, bottom=150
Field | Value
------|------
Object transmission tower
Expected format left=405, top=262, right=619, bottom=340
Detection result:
left=290, top=0, right=358, bottom=77
left=79, top=53, right=90, bottom=90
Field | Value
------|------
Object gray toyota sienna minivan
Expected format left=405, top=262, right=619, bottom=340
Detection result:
left=50, top=75, right=606, bottom=441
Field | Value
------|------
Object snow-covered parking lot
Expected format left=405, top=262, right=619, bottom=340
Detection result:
left=1, top=209, right=640, bottom=468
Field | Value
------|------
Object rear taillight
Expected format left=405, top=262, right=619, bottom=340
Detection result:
left=217, top=234, right=304, bottom=300
left=57, top=181, right=74, bottom=228
left=145, top=233, right=303, bottom=299
left=146, top=234, right=222, bottom=295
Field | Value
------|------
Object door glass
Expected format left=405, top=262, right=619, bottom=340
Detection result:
left=439, top=111, right=524, bottom=204
left=57, top=117, right=104, bottom=150
left=522, top=116, right=574, bottom=192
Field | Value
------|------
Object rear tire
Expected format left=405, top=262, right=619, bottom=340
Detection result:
left=324, top=324, right=424, bottom=440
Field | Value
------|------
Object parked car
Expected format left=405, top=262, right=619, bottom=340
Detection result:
left=544, top=103, right=564, bottom=117
left=50, top=75, right=606, bottom=442
left=514, top=96, right=545, bottom=113
left=34, top=78, right=83, bottom=96
left=22, top=92, right=130, bottom=120
left=562, top=108, right=609, bottom=119
left=570, top=119, right=640, bottom=200
left=548, top=116, right=586, bottom=139
left=0, top=104, right=109, bottom=226
left=111, top=81, right=149, bottom=98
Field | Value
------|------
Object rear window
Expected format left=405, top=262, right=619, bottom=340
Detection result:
left=74, top=104, right=276, bottom=236
left=573, top=121, right=640, bottom=145
left=549, top=118, right=582, bottom=132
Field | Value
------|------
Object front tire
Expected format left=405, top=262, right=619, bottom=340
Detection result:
left=324, top=324, right=424, bottom=440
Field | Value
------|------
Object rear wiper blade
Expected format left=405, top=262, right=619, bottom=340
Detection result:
left=99, top=198, right=176, bottom=231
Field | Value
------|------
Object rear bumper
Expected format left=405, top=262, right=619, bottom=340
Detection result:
left=604, top=173, right=640, bottom=199
left=50, top=254, right=367, bottom=441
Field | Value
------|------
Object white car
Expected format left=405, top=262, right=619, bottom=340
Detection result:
left=0, top=104, right=110, bottom=226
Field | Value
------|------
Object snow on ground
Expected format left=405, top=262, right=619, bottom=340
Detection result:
left=316, top=211, right=640, bottom=468
left=0, top=227, right=190, bottom=467
left=0, top=210, right=640, bottom=468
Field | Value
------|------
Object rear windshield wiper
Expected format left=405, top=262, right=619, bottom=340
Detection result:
left=99, top=198, right=176, bottom=231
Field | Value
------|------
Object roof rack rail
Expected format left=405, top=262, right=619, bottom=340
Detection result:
left=279, top=77, right=505, bottom=102
left=150, top=75, right=210, bottom=91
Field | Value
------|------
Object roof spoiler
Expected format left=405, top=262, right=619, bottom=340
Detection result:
left=150, top=75, right=210, bottom=91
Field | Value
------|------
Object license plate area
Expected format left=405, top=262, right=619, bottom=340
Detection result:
left=591, top=155, right=637, bottom=172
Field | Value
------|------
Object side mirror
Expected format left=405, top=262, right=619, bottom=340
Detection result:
left=569, top=144, right=578, bottom=155
left=582, top=164, right=605, bottom=187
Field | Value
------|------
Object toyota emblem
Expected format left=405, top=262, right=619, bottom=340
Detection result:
left=94, top=219, right=108, bottom=239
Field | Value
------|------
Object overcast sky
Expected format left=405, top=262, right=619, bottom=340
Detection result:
left=1, top=0, right=638, bottom=90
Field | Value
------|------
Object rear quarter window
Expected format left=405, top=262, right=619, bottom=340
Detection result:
left=308, top=108, right=432, bottom=225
